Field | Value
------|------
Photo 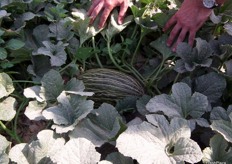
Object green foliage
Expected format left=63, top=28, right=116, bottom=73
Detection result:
left=203, top=134, right=232, bottom=163
left=0, top=73, right=14, bottom=98
left=0, top=135, right=10, bottom=164
left=0, top=0, right=232, bottom=163
left=116, top=115, right=203, bottom=163
left=146, top=82, right=210, bottom=130
left=211, top=106, right=232, bottom=143
left=175, top=38, right=213, bottom=73
left=69, top=103, right=126, bottom=146
left=42, top=91, right=94, bottom=133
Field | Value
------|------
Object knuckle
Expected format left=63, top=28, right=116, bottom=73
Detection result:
left=178, top=35, right=185, bottom=41
left=105, top=1, right=114, bottom=7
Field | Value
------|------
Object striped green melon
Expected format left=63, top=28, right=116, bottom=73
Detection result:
left=79, top=68, right=144, bottom=103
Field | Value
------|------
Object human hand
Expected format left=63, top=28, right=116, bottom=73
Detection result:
left=163, top=0, right=212, bottom=51
left=88, top=0, right=129, bottom=29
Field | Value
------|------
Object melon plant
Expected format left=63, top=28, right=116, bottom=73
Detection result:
left=0, top=0, right=232, bottom=163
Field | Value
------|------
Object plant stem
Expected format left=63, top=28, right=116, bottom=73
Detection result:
left=131, top=24, right=139, bottom=39
left=107, top=40, right=129, bottom=72
left=14, top=98, right=29, bottom=143
left=12, top=80, right=41, bottom=85
left=147, top=58, right=165, bottom=87
left=0, top=121, right=22, bottom=143
left=124, top=64, right=145, bottom=86
left=10, top=94, right=24, bottom=101
left=92, top=37, right=103, bottom=68
left=82, top=59, right=86, bottom=70
left=145, top=63, right=161, bottom=80
left=59, top=61, right=76, bottom=73
left=130, top=24, right=153, bottom=66
left=154, top=85, right=161, bottom=95
left=173, top=72, right=180, bottom=84
left=130, top=33, right=143, bottom=65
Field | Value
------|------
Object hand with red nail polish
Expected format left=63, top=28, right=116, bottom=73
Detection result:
left=88, top=0, right=129, bottom=29
left=163, top=0, right=213, bottom=51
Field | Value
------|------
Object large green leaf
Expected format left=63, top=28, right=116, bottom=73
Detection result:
left=49, top=20, right=74, bottom=41
left=21, top=11, right=36, bottom=21
left=34, top=41, right=68, bottom=67
left=116, top=96, right=138, bottom=113
left=0, top=73, right=14, bottom=99
left=104, top=152, right=134, bottom=164
left=0, top=135, right=10, bottom=164
left=27, top=55, right=52, bottom=80
left=24, top=86, right=44, bottom=102
left=64, top=78, right=85, bottom=92
left=75, top=47, right=94, bottom=61
left=24, top=100, right=47, bottom=121
left=31, top=25, right=50, bottom=48
left=51, top=138, right=101, bottom=163
left=9, top=130, right=65, bottom=164
left=175, top=38, right=213, bottom=72
left=210, top=106, right=232, bottom=121
left=42, top=91, right=94, bottom=133
left=150, top=34, right=175, bottom=60
left=0, top=47, right=7, bottom=60
left=39, top=69, right=64, bottom=101
left=44, top=3, right=68, bottom=21
left=116, top=115, right=203, bottom=164
left=136, top=95, right=151, bottom=115
left=203, top=134, right=232, bottom=163
left=211, top=107, right=232, bottom=143
left=0, top=97, right=16, bottom=121
left=5, top=39, right=25, bottom=50
left=24, top=70, right=88, bottom=122
left=146, top=82, right=209, bottom=130
left=194, top=72, right=226, bottom=103
left=8, top=143, right=28, bottom=164
left=130, top=5, right=146, bottom=18
left=69, top=103, right=126, bottom=146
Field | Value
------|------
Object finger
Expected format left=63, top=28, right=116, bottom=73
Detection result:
left=172, top=28, right=188, bottom=51
left=88, top=0, right=101, bottom=15
left=188, top=30, right=196, bottom=47
left=166, top=23, right=181, bottom=47
left=89, top=1, right=104, bottom=24
left=118, top=0, right=129, bottom=24
left=163, top=15, right=177, bottom=32
left=98, top=7, right=113, bottom=28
